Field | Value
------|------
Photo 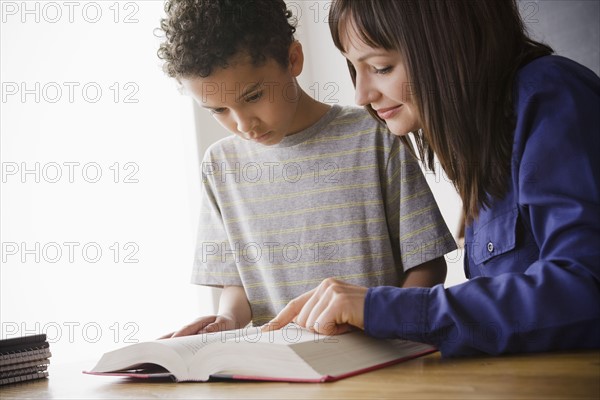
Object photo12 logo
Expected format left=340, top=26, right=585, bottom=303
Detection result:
left=204, top=323, right=339, bottom=345
left=1, top=162, right=139, bottom=184
left=1, top=82, right=140, bottom=104
left=2, top=321, right=140, bottom=344
left=200, top=241, right=339, bottom=264
left=202, top=161, right=339, bottom=184
left=1, top=1, right=140, bottom=24
left=285, top=1, right=332, bottom=24
left=1, top=242, right=140, bottom=264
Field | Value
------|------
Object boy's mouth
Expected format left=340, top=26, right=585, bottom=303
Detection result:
left=252, top=131, right=272, bottom=143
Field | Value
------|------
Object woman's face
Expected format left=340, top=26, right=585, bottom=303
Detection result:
left=341, top=26, right=420, bottom=136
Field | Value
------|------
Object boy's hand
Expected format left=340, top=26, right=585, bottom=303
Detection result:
left=160, top=286, right=251, bottom=339
left=262, top=278, right=368, bottom=336
left=159, top=315, right=238, bottom=339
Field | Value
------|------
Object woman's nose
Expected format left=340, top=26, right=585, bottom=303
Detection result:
left=354, top=74, right=378, bottom=106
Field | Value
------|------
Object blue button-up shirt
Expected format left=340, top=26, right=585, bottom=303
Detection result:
left=365, top=56, right=600, bottom=356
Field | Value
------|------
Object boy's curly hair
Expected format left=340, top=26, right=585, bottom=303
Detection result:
left=157, top=0, right=297, bottom=78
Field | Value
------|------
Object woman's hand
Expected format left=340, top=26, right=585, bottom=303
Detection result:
left=262, top=278, right=368, bottom=335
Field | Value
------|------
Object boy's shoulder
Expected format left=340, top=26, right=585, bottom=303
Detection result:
left=329, top=105, right=381, bottom=129
left=322, top=105, right=390, bottom=135
left=327, top=105, right=399, bottom=146
left=199, top=135, right=244, bottom=164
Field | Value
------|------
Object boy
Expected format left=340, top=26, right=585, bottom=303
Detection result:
left=157, top=0, right=456, bottom=336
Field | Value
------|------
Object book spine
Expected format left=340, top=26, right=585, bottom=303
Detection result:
left=0, top=358, right=51, bottom=373
left=0, top=348, right=52, bottom=366
left=0, top=334, right=47, bottom=349
left=0, top=340, right=49, bottom=354
left=0, top=371, right=49, bottom=386
left=0, top=364, right=49, bottom=379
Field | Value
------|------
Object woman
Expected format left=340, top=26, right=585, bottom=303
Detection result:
left=264, top=0, right=600, bottom=356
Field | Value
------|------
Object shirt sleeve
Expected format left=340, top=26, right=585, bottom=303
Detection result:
left=383, top=136, right=456, bottom=271
left=191, top=152, right=243, bottom=287
left=365, top=59, right=600, bottom=356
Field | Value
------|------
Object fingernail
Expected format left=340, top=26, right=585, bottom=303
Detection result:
left=261, top=323, right=272, bottom=331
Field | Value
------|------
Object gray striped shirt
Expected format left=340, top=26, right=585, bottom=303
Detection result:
left=192, top=105, right=456, bottom=325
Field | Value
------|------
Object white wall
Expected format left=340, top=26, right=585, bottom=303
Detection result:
left=0, top=1, right=211, bottom=363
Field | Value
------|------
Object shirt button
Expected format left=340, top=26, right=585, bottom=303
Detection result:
left=487, top=242, right=494, bottom=253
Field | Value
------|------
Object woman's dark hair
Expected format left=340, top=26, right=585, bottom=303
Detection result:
left=157, top=0, right=297, bottom=78
left=329, top=0, right=553, bottom=221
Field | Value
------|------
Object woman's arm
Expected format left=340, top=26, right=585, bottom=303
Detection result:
left=364, top=58, right=600, bottom=356
left=265, top=59, right=600, bottom=357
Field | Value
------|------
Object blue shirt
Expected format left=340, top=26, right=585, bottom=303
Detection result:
left=364, top=56, right=600, bottom=357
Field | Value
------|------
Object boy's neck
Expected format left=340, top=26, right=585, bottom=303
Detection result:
left=286, top=89, right=331, bottom=136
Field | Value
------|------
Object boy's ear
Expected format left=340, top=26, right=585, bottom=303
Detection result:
left=288, top=41, right=304, bottom=77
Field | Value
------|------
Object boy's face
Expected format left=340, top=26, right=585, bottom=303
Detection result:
left=181, top=47, right=304, bottom=146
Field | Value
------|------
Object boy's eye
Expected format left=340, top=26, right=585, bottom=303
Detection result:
left=210, top=107, right=227, bottom=115
left=245, top=91, right=263, bottom=103
left=374, top=66, right=393, bottom=75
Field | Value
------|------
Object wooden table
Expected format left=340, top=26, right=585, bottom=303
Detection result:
left=1, top=350, right=599, bottom=399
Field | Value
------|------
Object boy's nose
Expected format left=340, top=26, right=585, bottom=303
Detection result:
left=237, top=118, right=260, bottom=138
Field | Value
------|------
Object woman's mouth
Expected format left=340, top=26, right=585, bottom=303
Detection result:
left=376, top=105, right=402, bottom=120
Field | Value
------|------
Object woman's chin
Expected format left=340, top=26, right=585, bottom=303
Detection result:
left=387, top=125, right=415, bottom=137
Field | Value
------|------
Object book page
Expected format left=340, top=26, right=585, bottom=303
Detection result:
left=87, top=332, right=236, bottom=379
left=88, top=327, right=306, bottom=379
left=88, top=326, right=434, bottom=382
left=188, top=326, right=323, bottom=381
left=221, top=325, right=321, bottom=346
left=154, top=329, right=247, bottom=365
left=292, top=332, right=435, bottom=377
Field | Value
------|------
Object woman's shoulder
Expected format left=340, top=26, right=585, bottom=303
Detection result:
left=511, top=55, right=600, bottom=167
left=512, top=55, right=599, bottom=125
left=518, top=55, right=597, bottom=75
left=515, top=55, right=599, bottom=96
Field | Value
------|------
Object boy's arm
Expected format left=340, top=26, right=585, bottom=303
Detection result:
left=401, top=257, right=447, bottom=288
left=382, top=137, right=456, bottom=289
left=212, top=285, right=252, bottom=330
left=162, top=286, right=251, bottom=338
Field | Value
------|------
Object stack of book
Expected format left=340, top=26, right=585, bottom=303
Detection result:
left=0, top=334, right=51, bottom=386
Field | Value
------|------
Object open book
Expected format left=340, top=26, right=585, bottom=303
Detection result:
left=84, top=326, right=435, bottom=382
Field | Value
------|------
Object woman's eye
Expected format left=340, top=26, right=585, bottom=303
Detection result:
left=374, top=66, right=393, bottom=75
left=245, top=91, right=263, bottom=103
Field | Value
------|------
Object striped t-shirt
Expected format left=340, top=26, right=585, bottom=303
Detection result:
left=192, top=105, right=456, bottom=325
